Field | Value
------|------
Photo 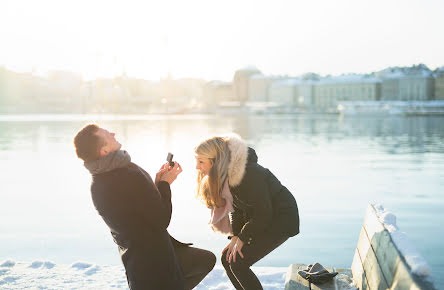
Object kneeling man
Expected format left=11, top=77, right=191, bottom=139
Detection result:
left=74, top=124, right=215, bottom=290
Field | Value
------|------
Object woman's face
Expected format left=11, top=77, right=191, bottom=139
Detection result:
left=195, top=156, right=213, bottom=176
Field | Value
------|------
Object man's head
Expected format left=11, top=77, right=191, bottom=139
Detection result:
left=74, top=124, right=122, bottom=162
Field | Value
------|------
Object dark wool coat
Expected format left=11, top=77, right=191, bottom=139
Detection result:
left=90, top=163, right=186, bottom=290
left=230, top=147, right=300, bottom=245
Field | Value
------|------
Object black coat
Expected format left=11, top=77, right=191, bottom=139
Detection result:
left=230, top=148, right=300, bottom=245
left=90, top=162, right=186, bottom=290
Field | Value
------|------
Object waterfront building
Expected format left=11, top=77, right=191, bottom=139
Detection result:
left=247, top=74, right=281, bottom=102
left=232, top=66, right=262, bottom=104
left=313, top=75, right=381, bottom=109
left=268, top=78, right=300, bottom=106
left=434, top=67, right=444, bottom=100
left=203, top=81, right=234, bottom=107
left=378, top=64, right=434, bottom=101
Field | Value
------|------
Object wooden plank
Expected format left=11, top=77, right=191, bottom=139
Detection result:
left=371, top=229, right=399, bottom=287
left=361, top=242, right=389, bottom=290
left=351, top=248, right=364, bottom=289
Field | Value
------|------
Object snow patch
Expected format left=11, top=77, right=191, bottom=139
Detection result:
left=0, top=260, right=15, bottom=268
left=71, top=262, right=93, bottom=269
left=373, top=204, right=432, bottom=277
left=84, top=265, right=100, bottom=276
left=29, top=261, right=56, bottom=269
left=0, top=269, right=10, bottom=276
left=0, top=276, right=20, bottom=285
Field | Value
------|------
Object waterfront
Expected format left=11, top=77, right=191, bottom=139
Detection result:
left=0, top=114, right=443, bottom=286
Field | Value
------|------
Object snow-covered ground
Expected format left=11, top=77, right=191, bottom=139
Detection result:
left=0, top=259, right=287, bottom=289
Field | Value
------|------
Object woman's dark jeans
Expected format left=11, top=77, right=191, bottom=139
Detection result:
left=221, top=233, right=289, bottom=290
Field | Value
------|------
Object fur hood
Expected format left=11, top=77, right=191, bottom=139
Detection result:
left=225, top=134, right=249, bottom=187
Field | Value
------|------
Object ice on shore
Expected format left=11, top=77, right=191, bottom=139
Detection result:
left=0, top=259, right=287, bottom=289
left=373, top=204, right=432, bottom=277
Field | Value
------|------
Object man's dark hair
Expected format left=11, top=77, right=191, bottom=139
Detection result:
left=74, top=124, right=104, bottom=162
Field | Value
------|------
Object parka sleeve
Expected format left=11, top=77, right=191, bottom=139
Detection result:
left=230, top=207, right=244, bottom=236
left=128, top=172, right=172, bottom=230
left=237, top=168, right=273, bottom=245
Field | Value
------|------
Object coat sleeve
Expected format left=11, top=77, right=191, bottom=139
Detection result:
left=128, top=172, right=172, bottom=230
left=236, top=168, right=273, bottom=245
left=230, top=206, right=244, bottom=236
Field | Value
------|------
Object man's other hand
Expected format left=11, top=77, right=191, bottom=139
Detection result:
left=160, top=162, right=183, bottom=185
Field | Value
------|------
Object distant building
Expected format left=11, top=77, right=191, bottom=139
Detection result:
left=434, top=67, right=444, bottom=100
left=378, top=64, right=434, bottom=101
left=313, top=75, right=381, bottom=108
left=203, top=81, right=233, bottom=106
left=248, top=74, right=281, bottom=102
left=268, top=78, right=300, bottom=105
left=298, top=80, right=316, bottom=107
left=232, top=66, right=261, bottom=104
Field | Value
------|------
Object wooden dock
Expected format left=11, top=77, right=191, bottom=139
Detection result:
left=285, top=204, right=435, bottom=289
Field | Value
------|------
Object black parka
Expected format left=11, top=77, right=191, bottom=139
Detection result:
left=230, top=148, right=300, bottom=245
left=90, top=162, right=186, bottom=290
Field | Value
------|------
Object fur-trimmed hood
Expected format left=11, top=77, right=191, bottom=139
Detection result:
left=225, top=134, right=249, bottom=187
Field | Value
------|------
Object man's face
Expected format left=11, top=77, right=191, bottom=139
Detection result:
left=95, top=128, right=122, bottom=156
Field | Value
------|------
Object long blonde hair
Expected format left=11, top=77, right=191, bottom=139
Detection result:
left=195, top=136, right=231, bottom=208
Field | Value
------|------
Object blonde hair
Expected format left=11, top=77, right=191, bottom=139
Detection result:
left=195, top=136, right=231, bottom=208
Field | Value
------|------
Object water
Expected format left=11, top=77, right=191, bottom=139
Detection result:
left=1, top=114, right=443, bottom=286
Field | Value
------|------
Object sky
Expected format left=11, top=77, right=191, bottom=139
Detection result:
left=0, top=0, right=443, bottom=81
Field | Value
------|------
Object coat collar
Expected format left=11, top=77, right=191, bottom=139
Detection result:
left=226, top=134, right=249, bottom=187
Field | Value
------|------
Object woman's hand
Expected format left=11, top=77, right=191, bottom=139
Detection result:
left=223, top=236, right=244, bottom=263
left=229, top=238, right=244, bottom=263
left=159, top=162, right=183, bottom=185
left=222, top=236, right=238, bottom=262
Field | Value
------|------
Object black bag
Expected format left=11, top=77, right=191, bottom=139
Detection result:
left=298, top=262, right=338, bottom=285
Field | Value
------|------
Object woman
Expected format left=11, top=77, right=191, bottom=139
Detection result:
left=194, top=134, right=299, bottom=290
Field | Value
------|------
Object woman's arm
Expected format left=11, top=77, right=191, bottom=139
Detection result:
left=237, top=167, right=273, bottom=245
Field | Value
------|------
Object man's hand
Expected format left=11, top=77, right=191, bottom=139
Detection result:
left=155, top=163, right=170, bottom=185
left=159, top=162, right=183, bottom=185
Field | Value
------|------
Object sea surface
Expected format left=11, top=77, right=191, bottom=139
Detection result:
left=1, top=113, right=443, bottom=286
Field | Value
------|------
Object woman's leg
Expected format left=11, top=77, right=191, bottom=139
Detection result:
left=221, top=251, right=244, bottom=289
left=221, top=233, right=289, bottom=290
left=174, top=246, right=216, bottom=290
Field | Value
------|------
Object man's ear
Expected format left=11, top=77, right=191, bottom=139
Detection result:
left=99, top=146, right=107, bottom=157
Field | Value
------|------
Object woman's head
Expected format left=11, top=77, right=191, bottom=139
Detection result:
left=194, top=136, right=231, bottom=208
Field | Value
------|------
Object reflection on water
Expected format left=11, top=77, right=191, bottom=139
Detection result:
left=0, top=114, right=443, bottom=286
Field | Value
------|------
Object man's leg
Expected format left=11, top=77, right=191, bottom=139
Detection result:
left=174, top=246, right=216, bottom=289
left=222, top=233, right=289, bottom=290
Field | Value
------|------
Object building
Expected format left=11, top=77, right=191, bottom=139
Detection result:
left=313, top=75, right=381, bottom=109
left=232, top=66, right=261, bottom=104
left=203, top=81, right=234, bottom=106
left=268, top=78, right=300, bottom=105
left=247, top=74, right=281, bottom=103
left=378, top=64, right=434, bottom=101
left=434, top=67, right=444, bottom=100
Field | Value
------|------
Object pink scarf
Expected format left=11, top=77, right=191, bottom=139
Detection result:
left=209, top=180, right=233, bottom=235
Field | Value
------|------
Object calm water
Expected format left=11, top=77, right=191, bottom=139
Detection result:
left=1, top=114, right=443, bottom=286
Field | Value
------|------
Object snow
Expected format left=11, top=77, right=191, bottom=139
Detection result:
left=0, top=260, right=287, bottom=289
left=270, top=78, right=301, bottom=87
left=318, top=74, right=381, bottom=84
left=372, top=204, right=432, bottom=278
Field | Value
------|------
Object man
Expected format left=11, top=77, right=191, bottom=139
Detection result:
left=73, top=124, right=215, bottom=290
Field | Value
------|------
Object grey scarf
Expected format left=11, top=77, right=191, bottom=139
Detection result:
left=84, top=150, right=131, bottom=175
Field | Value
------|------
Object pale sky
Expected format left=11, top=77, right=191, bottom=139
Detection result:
left=1, top=0, right=443, bottom=81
